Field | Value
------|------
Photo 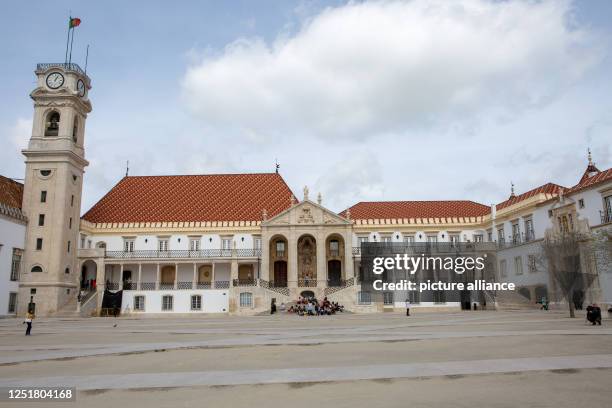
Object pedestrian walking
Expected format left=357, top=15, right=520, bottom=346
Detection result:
left=23, top=312, right=34, bottom=336
left=405, top=298, right=410, bottom=316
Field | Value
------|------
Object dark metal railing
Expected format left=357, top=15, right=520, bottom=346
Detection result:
left=177, top=281, right=193, bottom=290
left=105, top=249, right=262, bottom=259
left=297, top=279, right=317, bottom=287
left=106, top=282, right=119, bottom=290
left=123, top=282, right=137, bottom=290
left=159, top=283, right=174, bottom=290
left=140, top=282, right=155, bottom=290
left=215, top=280, right=230, bottom=289
left=233, top=279, right=257, bottom=287
left=36, top=63, right=86, bottom=76
left=601, top=210, right=612, bottom=224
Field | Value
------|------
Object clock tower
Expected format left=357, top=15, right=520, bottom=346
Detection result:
left=18, top=63, right=92, bottom=316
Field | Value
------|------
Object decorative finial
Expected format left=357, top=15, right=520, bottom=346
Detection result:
left=346, top=208, right=351, bottom=220
left=275, top=158, right=280, bottom=174
left=290, top=195, right=297, bottom=206
left=125, top=160, right=129, bottom=177
left=588, top=148, right=593, bottom=165
left=262, top=209, right=268, bottom=221
left=303, top=186, right=309, bottom=201
left=510, top=181, right=515, bottom=198
left=317, top=192, right=322, bottom=205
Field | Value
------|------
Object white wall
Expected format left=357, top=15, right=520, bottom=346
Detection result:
left=121, top=289, right=229, bottom=313
left=0, top=216, right=26, bottom=316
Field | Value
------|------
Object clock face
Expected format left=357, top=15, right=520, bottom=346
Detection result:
left=77, top=79, right=86, bottom=97
left=46, top=72, right=64, bottom=89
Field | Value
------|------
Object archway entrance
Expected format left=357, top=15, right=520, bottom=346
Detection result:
left=328, top=260, right=342, bottom=287
left=161, top=265, right=175, bottom=285
left=300, top=290, right=315, bottom=299
left=81, top=260, right=97, bottom=291
left=274, top=261, right=287, bottom=287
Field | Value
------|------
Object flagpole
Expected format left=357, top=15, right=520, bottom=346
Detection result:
left=69, top=24, right=75, bottom=65
left=64, top=19, right=71, bottom=65
left=85, top=44, right=89, bottom=74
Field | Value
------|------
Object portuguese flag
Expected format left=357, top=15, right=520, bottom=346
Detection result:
left=69, top=17, right=81, bottom=28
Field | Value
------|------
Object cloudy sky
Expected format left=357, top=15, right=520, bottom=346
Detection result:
left=1, top=0, right=611, bottom=214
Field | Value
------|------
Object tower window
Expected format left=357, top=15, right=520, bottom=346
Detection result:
left=38, top=214, right=45, bottom=226
left=67, top=241, right=71, bottom=253
left=71, top=195, right=74, bottom=206
left=40, top=191, right=47, bottom=203
left=39, top=170, right=51, bottom=177
left=69, top=217, right=72, bottom=229
left=72, top=117, right=78, bottom=143
left=65, top=267, right=70, bottom=274
left=36, top=238, right=43, bottom=250
left=31, top=266, right=43, bottom=273
left=44, top=111, right=60, bottom=137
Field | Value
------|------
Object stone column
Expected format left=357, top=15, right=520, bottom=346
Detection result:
left=260, top=233, right=269, bottom=282
left=212, top=263, right=216, bottom=288
left=137, top=263, right=142, bottom=290
left=288, top=232, right=298, bottom=288
left=344, top=228, right=354, bottom=280
left=174, top=263, right=178, bottom=289
left=230, top=259, right=238, bottom=286
left=155, top=263, right=160, bottom=290
left=317, top=230, right=327, bottom=288
left=95, top=259, right=106, bottom=311
left=119, top=264, right=124, bottom=290
left=192, top=263, right=197, bottom=289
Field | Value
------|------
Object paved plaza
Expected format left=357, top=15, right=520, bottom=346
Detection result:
left=0, top=310, right=611, bottom=407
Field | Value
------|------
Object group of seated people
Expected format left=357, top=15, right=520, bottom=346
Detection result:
left=286, top=296, right=344, bottom=316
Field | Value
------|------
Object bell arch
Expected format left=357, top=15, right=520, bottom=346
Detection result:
left=297, top=234, right=317, bottom=285
left=326, top=233, right=345, bottom=287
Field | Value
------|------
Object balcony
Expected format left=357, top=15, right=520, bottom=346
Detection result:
left=104, top=249, right=262, bottom=260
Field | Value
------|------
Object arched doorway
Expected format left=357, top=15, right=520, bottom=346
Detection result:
left=298, top=235, right=316, bottom=286
left=269, top=235, right=288, bottom=287
left=300, top=290, right=315, bottom=299
left=326, top=234, right=344, bottom=286
left=535, top=285, right=548, bottom=302
left=161, top=265, right=175, bottom=286
left=81, top=260, right=98, bottom=291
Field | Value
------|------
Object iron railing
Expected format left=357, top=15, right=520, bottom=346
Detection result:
left=259, top=279, right=290, bottom=296
left=159, top=283, right=174, bottom=290
left=297, top=279, right=317, bottom=287
left=177, top=281, right=193, bottom=290
left=196, top=282, right=211, bottom=289
left=140, top=282, right=156, bottom=290
left=233, top=279, right=257, bottom=287
left=215, top=280, right=230, bottom=289
left=106, top=282, right=119, bottom=290
left=105, top=249, right=262, bottom=259
left=36, top=63, right=86, bottom=76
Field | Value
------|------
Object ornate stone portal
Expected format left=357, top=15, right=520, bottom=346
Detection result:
left=298, top=235, right=317, bottom=283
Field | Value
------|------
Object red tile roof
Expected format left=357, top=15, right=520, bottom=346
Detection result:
left=341, top=200, right=490, bottom=220
left=0, top=175, right=24, bottom=210
left=495, top=183, right=563, bottom=211
left=567, top=167, right=612, bottom=195
left=82, top=173, right=295, bottom=223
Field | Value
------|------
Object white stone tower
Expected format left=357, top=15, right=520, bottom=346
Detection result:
left=18, top=63, right=91, bottom=316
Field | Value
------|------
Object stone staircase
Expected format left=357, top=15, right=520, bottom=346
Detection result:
left=485, top=289, right=541, bottom=311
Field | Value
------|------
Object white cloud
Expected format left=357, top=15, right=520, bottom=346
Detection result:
left=181, top=0, right=602, bottom=141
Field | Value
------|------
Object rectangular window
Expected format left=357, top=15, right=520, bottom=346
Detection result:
left=357, top=291, right=372, bottom=305
left=275, top=241, right=285, bottom=257
left=38, top=214, right=45, bottom=226
left=500, top=259, right=507, bottom=278
left=255, top=237, right=262, bottom=250
left=161, top=295, right=173, bottom=311
left=604, top=195, right=612, bottom=223
left=221, top=238, right=232, bottom=250
left=578, top=199, right=585, bottom=209
left=409, top=290, right=420, bottom=304
left=67, top=241, right=71, bottom=253
left=189, top=238, right=200, bottom=251
left=87, top=240, right=92, bottom=249
left=134, top=295, right=145, bottom=311
left=239, top=292, right=253, bottom=307
left=487, top=229, right=493, bottom=242
left=497, top=227, right=505, bottom=243
left=71, top=195, right=74, bottom=207
left=403, top=235, right=415, bottom=244
left=158, top=239, right=169, bottom=252
left=40, top=191, right=47, bottom=203
left=427, top=235, right=438, bottom=243
left=528, top=255, right=537, bottom=273
left=514, top=256, right=523, bottom=275
left=381, top=236, right=392, bottom=243
left=357, top=236, right=369, bottom=245
left=10, top=248, right=22, bottom=281
left=474, top=234, right=483, bottom=243
left=124, top=239, right=135, bottom=252
left=191, top=295, right=202, bottom=310
left=450, top=235, right=460, bottom=244
left=383, top=292, right=394, bottom=305
left=512, top=221, right=520, bottom=243
left=36, top=238, right=43, bottom=250
left=8, top=293, right=17, bottom=314
left=524, top=217, right=534, bottom=241
left=69, top=217, right=72, bottom=229
left=80, top=235, right=86, bottom=249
